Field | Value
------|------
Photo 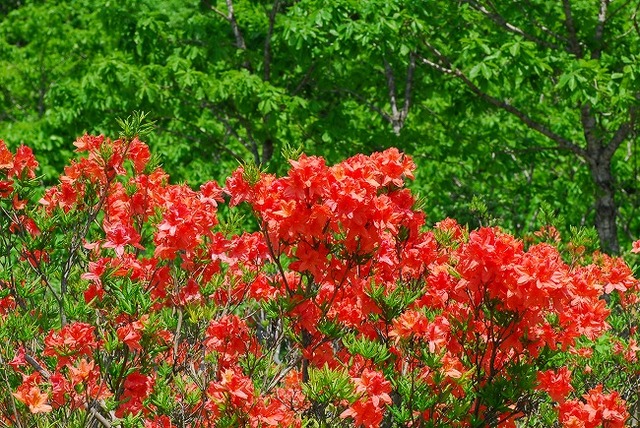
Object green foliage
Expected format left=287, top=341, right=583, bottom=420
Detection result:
left=116, top=111, right=155, bottom=142
left=1, top=0, right=639, bottom=252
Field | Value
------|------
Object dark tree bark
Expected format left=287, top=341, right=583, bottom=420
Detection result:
left=588, top=156, right=620, bottom=254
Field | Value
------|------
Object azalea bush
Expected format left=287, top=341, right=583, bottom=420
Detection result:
left=1, top=122, right=639, bottom=427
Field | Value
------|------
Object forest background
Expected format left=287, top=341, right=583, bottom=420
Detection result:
left=1, top=0, right=639, bottom=254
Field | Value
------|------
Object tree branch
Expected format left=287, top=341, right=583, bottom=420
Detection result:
left=520, top=0, right=572, bottom=47
left=156, top=115, right=244, bottom=163
left=383, top=57, right=401, bottom=134
left=209, top=6, right=230, bottom=21
left=291, top=62, right=316, bottom=96
left=383, top=52, right=416, bottom=135
left=420, top=56, right=454, bottom=75
left=225, top=0, right=246, bottom=50
left=580, top=104, right=600, bottom=155
left=263, top=0, right=281, bottom=82
left=606, top=122, right=632, bottom=158
left=401, top=52, right=416, bottom=124
left=230, top=109, right=262, bottom=164
left=608, top=0, right=635, bottom=20
left=634, top=1, right=640, bottom=39
left=418, top=46, right=587, bottom=158
left=592, top=0, right=610, bottom=59
left=334, top=87, right=393, bottom=124
left=206, top=106, right=257, bottom=161
left=562, top=0, right=584, bottom=57
left=465, top=0, right=563, bottom=51
left=603, top=95, right=638, bottom=159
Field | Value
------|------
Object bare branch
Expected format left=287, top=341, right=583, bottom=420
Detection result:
left=562, top=0, right=584, bottom=57
left=24, top=354, right=50, bottom=379
left=465, top=0, right=563, bottom=51
left=205, top=0, right=246, bottom=49
left=420, top=56, right=454, bottom=74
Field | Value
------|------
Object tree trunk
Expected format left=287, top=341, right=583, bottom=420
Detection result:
left=261, top=138, right=274, bottom=165
left=588, top=156, right=620, bottom=254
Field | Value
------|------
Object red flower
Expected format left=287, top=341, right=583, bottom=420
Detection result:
left=352, top=369, right=392, bottom=408
left=117, top=319, right=145, bottom=352
left=73, top=134, right=105, bottom=153
left=207, top=369, right=255, bottom=412
left=536, top=367, right=573, bottom=403
left=44, top=322, right=99, bottom=367
left=126, top=137, right=151, bottom=174
left=11, top=145, right=39, bottom=179
left=389, top=310, right=428, bottom=343
left=13, top=385, right=52, bottom=414
left=0, top=179, right=13, bottom=198
left=115, top=372, right=154, bottom=417
left=103, top=221, right=144, bottom=257
left=340, top=399, right=385, bottom=428
left=0, top=140, right=14, bottom=170
left=204, top=315, right=259, bottom=367
left=559, top=385, right=629, bottom=428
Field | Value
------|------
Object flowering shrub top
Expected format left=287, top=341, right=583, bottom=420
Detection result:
left=0, top=135, right=639, bottom=427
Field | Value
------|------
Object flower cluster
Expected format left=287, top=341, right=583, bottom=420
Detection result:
left=0, top=135, right=639, bottom=427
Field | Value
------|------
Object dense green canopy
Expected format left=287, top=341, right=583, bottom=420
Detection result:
left=1, top=0, right=639, bottom=253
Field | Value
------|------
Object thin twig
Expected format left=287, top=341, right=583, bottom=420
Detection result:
left=466, top=0, right=563, bottom=51
left=0, top=352, right=23, bottom=428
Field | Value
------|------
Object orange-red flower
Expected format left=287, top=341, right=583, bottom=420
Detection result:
left=13, top=385, right=52, bottom=414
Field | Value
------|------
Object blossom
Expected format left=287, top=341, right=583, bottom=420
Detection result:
left=115, top=372, right=154, bottom=417
left=13, top=385, right=52, bottom=414
left=103, top=221, right=144, bottom=257
left=204, top=315, right=259, bottom=367
left=0, top=140, right=14, bottom=170
left=117, top=319, right=145, bottom=352
left=536, top=367, right=574, bottom=403
left=44, top=322, right=99, bottom=367
left=11, top=145, right=39, bottom=179
left=559, top=385, right=628, bottom=428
